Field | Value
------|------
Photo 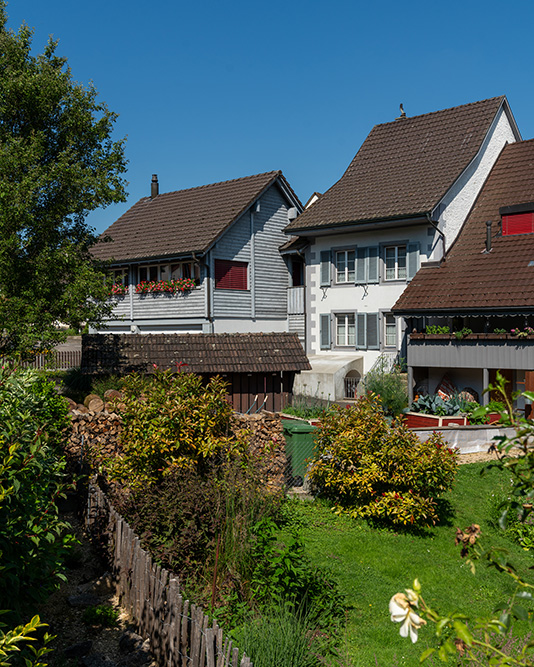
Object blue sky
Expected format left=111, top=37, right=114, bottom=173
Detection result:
left=6, top=0, right=534, bottom=235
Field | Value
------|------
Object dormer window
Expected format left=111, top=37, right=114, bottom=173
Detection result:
left=500, top=203, right=534, bottom=236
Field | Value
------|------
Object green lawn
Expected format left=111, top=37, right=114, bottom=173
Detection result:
left=292, top=462, right=534, bottom=666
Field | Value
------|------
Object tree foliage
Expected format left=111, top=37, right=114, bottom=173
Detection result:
left=0, top=3, right=127, bottom=355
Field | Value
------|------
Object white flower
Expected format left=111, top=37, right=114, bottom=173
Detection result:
left=389, top=592, right=426, bottom=643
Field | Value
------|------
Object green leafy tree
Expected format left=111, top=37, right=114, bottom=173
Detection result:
left=0, top=3, right=127, bottom=356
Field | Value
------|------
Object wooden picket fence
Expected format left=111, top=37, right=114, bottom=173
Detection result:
left=1, top=350, right=81, bottom=370
left=86, top=484, right=253, bottom=667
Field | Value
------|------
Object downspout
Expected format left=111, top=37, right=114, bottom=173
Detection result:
left=250, top=204, right=257, bottom=320
left=195, top=252, right=213, bottom=332
left=426, top=213, right=446, bottom=260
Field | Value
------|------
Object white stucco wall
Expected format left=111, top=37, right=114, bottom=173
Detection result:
left=307, top=225, right=430, bottom=372
left=433, top=105, right=519, bottom=254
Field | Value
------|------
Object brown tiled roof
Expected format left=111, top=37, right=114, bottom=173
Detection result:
left=92, top=171, right=299, bottom=262
left=286, top=97, right=507, bottom=232
left=393, top=139, right=534, bottom=313
left=81, top=333, right=311, bottom=374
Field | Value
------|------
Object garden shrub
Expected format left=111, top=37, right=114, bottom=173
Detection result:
left=308, top=394, right=458, bottom=527
left=108, top=368, right=242, bottom=488
left=363, top=359, right=408, bottom=417
left=0, top=366, right=75, bottom=617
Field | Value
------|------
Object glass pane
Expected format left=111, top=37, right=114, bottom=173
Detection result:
left=139, top=266, right=148, bottom=282
left=347, top=251, right=355, bottom=282
left=336, top=315, right=346, bottom=345
left=385, top=247, right=396, bottom=280
left=348, top=314, right=355, bottom=346
left=149, top=266, right=158, bottom=282
left=397, top=247, right=407, bottom=279
left=336, top=252, right=347, bottom=282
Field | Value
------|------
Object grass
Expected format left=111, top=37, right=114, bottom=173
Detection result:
left=291, top=462, right=534, bottom=666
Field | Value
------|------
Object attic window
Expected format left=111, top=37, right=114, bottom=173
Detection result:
left=500, top=203, right=534, bottom=236
left=215, top=260, right=248, bottom=290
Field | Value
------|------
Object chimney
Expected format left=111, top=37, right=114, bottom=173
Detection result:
left=485, top=220, right=492, bottom=252
left=151, top=174, right=159, bottom=199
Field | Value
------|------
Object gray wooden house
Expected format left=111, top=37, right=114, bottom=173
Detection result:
left=91, top=171, right=303, bottom=337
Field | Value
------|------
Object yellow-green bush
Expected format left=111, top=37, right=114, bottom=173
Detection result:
left=308, top=394, right=458, bottom=527
left=109, top=368, right=244, bottom=488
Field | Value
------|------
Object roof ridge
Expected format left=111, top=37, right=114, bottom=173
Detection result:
left=138, top=170, right=281, bottom=201
left=371, top=95, right=505, bottom=130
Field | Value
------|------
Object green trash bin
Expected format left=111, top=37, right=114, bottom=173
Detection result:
left=282, top=420, right=317, bottom=487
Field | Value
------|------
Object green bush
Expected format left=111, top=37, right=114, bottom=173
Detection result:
left=109, top=368, right=240, bottom=488
left=0, top=366, right=69, bottom=446
left=363, top=360, right=408, bottom=417
left=308, top=394, right=458, bottom=527
left=0, top=366, right=75, bottom=616
left=425, top=325, right=450, bottom=334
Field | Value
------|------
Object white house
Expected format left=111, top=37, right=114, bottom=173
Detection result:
left=284, top=97, right=521, bottom=401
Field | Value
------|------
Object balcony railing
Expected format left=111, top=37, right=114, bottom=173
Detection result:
left=288, top=286, right=305, bottom=315
left=408, top=333, right=534, bottom=370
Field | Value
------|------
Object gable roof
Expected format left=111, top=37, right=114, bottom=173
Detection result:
left=286, top=97, right=512, bottom=233
left=92, top=171, right=300, bottom=263
left=393, top=139, right=534, bottom=314
left=81, top=333, right=311, bottom=375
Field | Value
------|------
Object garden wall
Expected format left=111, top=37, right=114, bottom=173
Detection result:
left=412, top=425, right=517, bottom=454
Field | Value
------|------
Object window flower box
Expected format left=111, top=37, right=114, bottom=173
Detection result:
left=135, top=279, right=196, bottom=294
left=111, top=284, right=129, bottom=296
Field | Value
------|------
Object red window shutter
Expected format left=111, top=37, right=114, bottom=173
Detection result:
left=215, top=260, right=248, bottom=290
left=502, top=212, right=534, bottom=236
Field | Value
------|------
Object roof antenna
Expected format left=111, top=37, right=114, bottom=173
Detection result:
left=396, top=103, right=406, bottom=120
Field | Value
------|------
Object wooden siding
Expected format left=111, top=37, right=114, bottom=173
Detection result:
left=408, top=337, right=534, bottom=370
left=213, top=289, right=252, bottom=317
left=254, top=186, right=291, bottom=318
left=212, top=205, right=252, bottom=318
left=110, top=288, right=206, bottom=322
left=289, top=314, right=305, bottom=346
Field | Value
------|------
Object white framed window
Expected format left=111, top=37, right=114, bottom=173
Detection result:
left=384, top=313, right=397, bottom=347
left=138, top=264, right=159, bottom=283
left=336, top=313, right=356, bottom=346
left=335, top=250, right=355, bottom=283
left=171, top=262, right=200, bottom=284
left=385, top=245, right=407, bottom=281
left=113, top=268, right=128, bottom=286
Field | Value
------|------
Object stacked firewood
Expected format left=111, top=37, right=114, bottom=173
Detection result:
left=233, top=412, right=287, bottom=490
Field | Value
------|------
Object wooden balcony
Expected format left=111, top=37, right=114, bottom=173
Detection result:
left=408, top=333, right=534, bottom=370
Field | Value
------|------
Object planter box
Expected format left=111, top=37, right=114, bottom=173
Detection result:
left=404, top=412, right=468, bottom=428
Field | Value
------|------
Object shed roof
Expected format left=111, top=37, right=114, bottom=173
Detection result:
left=81, top=333, right=311, bottom=375
left=92, top=171, right=300, bottom=263
left=286, top=97, right=510, bottom=233
left=393, top=139, right=534, bottom=314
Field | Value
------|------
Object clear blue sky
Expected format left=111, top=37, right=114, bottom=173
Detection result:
left=6, top=0, right=534, bottom=235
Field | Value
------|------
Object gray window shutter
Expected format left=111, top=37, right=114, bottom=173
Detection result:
left=368, top=246, right=379, bottom=284
left=320, top=251, right=331, bottom=287
left=355, top=247, right=367, bottom=284
left=356, top=313, right=366, bottom=349
left=367, top=313, right=379, bottom=349
left=320, top=313, right=331, bottom=349
left=407, top=242, right=420, bottom=280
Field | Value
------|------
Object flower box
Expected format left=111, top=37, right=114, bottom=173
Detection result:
left=403, top=412, right=468, bottom=428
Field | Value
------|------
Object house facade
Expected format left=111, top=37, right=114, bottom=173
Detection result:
left=393, top=139, right=534, bottom=415
left=284, top=97, right=520, bottom=401
left=91, top=171, right=303, bottom=337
